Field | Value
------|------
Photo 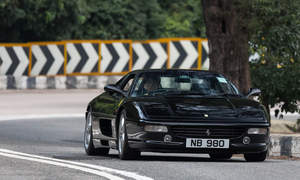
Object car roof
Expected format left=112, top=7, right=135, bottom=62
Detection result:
left=129, top=69, right=220, bottom=75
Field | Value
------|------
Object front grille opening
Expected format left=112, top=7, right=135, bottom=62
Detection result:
left=171, top=126, right=246, bottom=138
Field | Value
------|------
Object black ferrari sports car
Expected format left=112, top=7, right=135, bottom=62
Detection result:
left=84, top=69, right=270, bottom=161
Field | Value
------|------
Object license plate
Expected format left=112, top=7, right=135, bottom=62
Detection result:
left=186, top=138, right=229, bottom=148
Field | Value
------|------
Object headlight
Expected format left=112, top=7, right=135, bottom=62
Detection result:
left=144, top=125, right=168, bottom=132
left=247, top=128, right=268, bottom=135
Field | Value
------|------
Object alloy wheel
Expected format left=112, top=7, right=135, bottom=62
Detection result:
left=118, top=114, right=125, bottom=154
left=84, top=112, right=92, bottom=149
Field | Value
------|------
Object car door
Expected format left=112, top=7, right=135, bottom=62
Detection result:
left=110, top=74, right=136, bottom=140
left=91, top=73, right=136, bottom=141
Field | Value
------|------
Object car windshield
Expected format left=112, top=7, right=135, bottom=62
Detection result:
left=131, top=71, right=240, bottom=97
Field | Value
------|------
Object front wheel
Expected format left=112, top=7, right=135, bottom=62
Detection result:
left=118, top=110, right=140, bottom=160
left=244, top=151, right=267, bottom=162
left=84, top=111, right=109, bottom=155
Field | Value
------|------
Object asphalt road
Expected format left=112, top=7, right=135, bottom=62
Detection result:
left=0, top=117, right=300, bottom=180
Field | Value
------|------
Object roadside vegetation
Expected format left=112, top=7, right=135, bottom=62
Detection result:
left=249, top=0, right=300, bottom=116
left=0, top=0, right=205, bottom=41
left=286, top=119, right=300, bottom=133
left=0, top=0, right=299, bottom=117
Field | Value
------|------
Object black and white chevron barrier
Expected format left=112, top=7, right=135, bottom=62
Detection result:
left=201, top=40, right=209, bottom=70
left=169, top=40, right=199, bottom=69
left=100, top=41, right=130, bottom=74
left=30, top=43, right=65, bottom=76
left=0, top=38, right=210, bottom=77
left=132, top=41, right=168, bottom=70
left=0, top=44, right=29, bottom=76
left=67, top=41, right=100, bottom=74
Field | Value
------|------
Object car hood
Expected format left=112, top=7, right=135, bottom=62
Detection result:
left=133, top=95, right=267, bottom=122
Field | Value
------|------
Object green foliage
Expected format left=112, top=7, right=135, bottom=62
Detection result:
left=251, top=60, right=300, bottom=114
left=75, top=0, right=166, bottom=40
left=158, top=0, right=206, bottom=38
left=0, top=0, right=205, bottom=42
left=0, top=0, right=90, bottom=42
left=249, top=0, right=300, bottom=115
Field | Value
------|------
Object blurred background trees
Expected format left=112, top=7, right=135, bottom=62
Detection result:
left=249, top=0, right=300, bottom=115
left=201, top=0, right=300, bottom=115
left=0, top=0, right=299, bottom=115
left=0, top=0, right=205, bottom=41
left=201, top=0, right=252, bottom=94
left=0, top=0, right=88, bottom=42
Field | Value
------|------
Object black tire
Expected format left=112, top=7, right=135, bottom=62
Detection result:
left=84, top=111, right=109, bottom=156
left=118, top=110, right=140, bottom=160
left=209, top=153, right=232, bottom=160
left=244, top=151, right=267, bottom=162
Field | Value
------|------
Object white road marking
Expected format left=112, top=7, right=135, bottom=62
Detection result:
left=0, top=150, right=123, bottom=180
left=0, top=114, right=84, bottom=121
left=0, top=149, right=154, bottom=180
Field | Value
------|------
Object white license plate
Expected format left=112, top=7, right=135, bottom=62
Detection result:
left=186, top=138, right=229, bottom=148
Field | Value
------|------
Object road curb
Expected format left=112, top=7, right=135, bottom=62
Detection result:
left=269, top=134, right=300, bottom=157
left=0, top=75, right=122, bottom=90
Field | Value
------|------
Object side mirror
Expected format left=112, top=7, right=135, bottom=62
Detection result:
left=246, top=88, right=261, bottom=98
left=104, top=84, right=126, bottom=97
left=104, top=84, right=115, bottom=92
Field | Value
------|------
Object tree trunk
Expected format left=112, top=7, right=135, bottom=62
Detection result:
left=201, top=0, right=251, bottom=94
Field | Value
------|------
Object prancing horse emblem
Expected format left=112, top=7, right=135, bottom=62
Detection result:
left=206, top=129, right=211, bottom=136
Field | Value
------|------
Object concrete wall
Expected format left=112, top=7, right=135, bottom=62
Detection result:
left=0, top=75, right=122, bottom=90
left=269, top=135, right=300, bottom=157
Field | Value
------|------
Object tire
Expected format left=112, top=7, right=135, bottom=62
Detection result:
left=209, top=153, right=232, bottom=160
left=118, top=110, right=140, bottom=160
left=244, top=151, right=267, bottom=162
left=84, top=111, right=109, bottom=156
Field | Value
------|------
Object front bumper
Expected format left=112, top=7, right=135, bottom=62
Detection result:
left=126, top=121, right=270, bottom=154
left=129, top=140, right=268, bottom=154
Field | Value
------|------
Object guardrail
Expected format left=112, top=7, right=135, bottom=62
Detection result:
left=0, top=38, right=209, bottom=77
